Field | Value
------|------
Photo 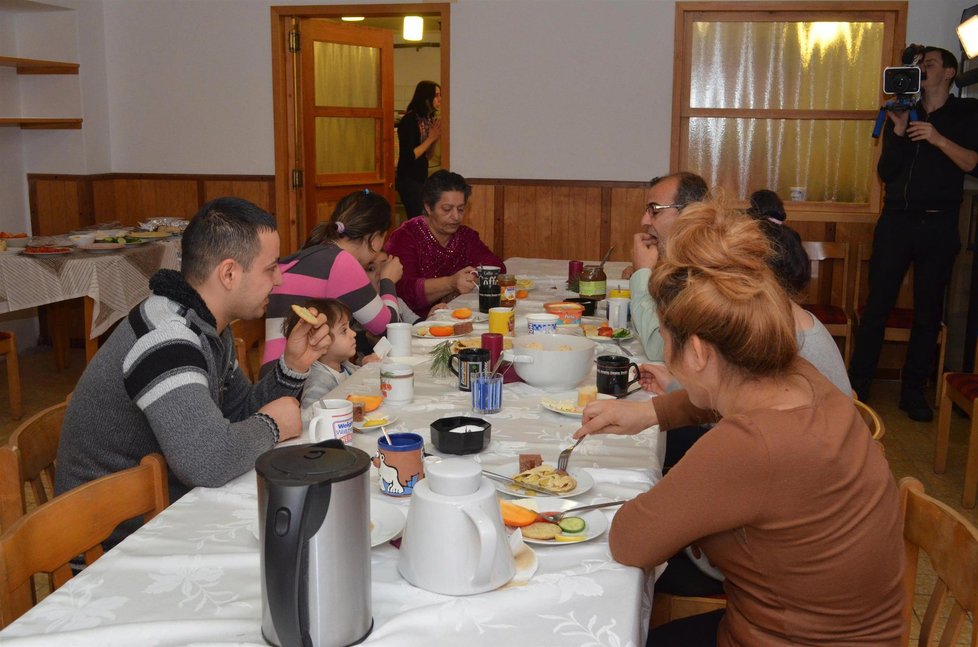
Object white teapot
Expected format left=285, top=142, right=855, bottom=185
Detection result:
left=398, top=457, right=515, bottom=595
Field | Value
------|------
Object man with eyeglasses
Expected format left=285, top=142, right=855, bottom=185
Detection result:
left=628, top=172, right=709, bottom=360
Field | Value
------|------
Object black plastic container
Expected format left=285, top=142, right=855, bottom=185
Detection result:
left=430, top=416, right=491, bottom=455
left=565, top=297, right=597, bottom=316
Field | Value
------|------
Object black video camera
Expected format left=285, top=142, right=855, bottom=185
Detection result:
left=883, top=66, right=921, bottom=94
left=872, top=44, right=925, bottom=137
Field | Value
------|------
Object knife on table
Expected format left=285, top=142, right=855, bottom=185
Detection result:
left=482, top=470, right=558, bottom=496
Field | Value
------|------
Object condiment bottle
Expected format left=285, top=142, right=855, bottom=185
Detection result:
left=497, top=273, right=516, bottom=308
left=568, top=260, right=584, bottom=291
left=578, top=264, right=607, bottom=300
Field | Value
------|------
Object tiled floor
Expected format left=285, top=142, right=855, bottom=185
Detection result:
left=0, top=346, right=975, bottom=640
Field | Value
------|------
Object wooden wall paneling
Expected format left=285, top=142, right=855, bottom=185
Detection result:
left=29, top=178, right=83, bottom=235
left=91, top=178, right=116, bottom=222
left=465, top=183, right=496, bottom=254
left=608, top=187, right=647, bottom=265
left=98, top=179, right=199, bottom=224
left=201, top=180, right=274, bottom=213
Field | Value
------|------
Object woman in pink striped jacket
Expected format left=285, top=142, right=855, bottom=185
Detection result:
left=261, top=190, right=403, bottom=374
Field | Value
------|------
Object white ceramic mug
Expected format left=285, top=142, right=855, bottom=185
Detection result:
left=607, top=297, right=630, bottom=329
left=526, top=313, right=559, bottom=335
left=790, top=186, right=806, bottom=201
left=380, top=362, right=414, bottom=405
left=386, top=322, right=413, bottom=358
left=308, top=399, right=354, bottom=444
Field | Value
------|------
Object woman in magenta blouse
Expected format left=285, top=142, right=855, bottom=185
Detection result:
left=384, top=170, right=504, bottom=320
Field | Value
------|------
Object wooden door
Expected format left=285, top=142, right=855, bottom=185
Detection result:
left=297, top=19, right=394, bottom=241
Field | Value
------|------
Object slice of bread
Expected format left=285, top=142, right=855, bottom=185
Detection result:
left=521, top=522, right=563, bottom=540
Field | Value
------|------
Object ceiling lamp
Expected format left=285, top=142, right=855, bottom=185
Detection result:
left=403, top=16, right=424, bottom=42
left=958, top=6, right=978, bottom=59
left=341, top=16, right=365, bottom=22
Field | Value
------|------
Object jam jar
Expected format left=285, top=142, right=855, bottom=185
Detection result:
left=497, top=273, right=517, bottom=307
left=578, top=265, right=606, bottom=300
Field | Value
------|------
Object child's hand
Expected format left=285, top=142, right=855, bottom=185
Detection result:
left=360, top=353, right=381, bottom=365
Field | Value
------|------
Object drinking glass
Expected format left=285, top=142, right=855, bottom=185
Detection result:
left=471, top=372, right=503, bottom=414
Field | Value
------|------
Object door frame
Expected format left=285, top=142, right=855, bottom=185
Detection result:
left=271, top=3, right=452, bottom=255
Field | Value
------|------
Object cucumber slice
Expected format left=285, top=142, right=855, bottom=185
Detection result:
left=557, top=516, right=586, bottom=534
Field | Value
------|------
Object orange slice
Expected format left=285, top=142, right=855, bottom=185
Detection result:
left=347, top=394, right=382, bottom=413
left=452, top=307, right=473, bottom=319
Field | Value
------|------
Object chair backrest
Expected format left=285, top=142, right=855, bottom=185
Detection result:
left=800, top=241, right=849, bottom=310
left=230, top=318, right=266, bottom=382
left=853, top=398, right=885, bottom=442
left=854, top=243, right=914, bottom=313
left=0, top=453, right=168, bottom=628
left=899, top=477, right=978, bottom=647
left=0, top=400, right=66, bottom=533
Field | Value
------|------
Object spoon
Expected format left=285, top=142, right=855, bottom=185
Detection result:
left=598, top=245, right=615, bottom=270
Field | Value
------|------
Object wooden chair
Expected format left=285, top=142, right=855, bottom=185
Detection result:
left=899, top=477, right=978, bottom=646
left=853, top=244, right=948, bottom=395
left=0, top=453, right=168, bottom=628
left=230, top=318, right=265, bottom=382
left=650, top=591, right=727, bottom=628
left=800, top=241, right=852, bottom=365
left=935, top=344, right=978, bottom=508
left=0, top=400, right=67, bottom=533
left=853, top=398, right=886, bottom=443
left=0, top=331, right=22, bottom=420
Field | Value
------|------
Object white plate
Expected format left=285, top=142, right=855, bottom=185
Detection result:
left=540, top=391, right=613, bottom=417
left=509, top=497, right=609, bottom=545
left=585, top=329, right=633, bottom=343
left=430, top=309, right=489, bottom=324
left=412, top=321, right=471, bottom=339
left=371, top=499, right=405, bottom=547
left=0, top=248, right=23, bottom=255
left=353, top=413, right=398, bottom=432
left=491, top=461, right=593, bottom=499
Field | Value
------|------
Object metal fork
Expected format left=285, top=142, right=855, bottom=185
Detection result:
left=556, top=436, right=584, bottom=473
left=539, top=500, right=629, bottom=523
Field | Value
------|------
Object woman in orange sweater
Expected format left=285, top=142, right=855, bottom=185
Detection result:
left=576, top=200, right=904, bottom=646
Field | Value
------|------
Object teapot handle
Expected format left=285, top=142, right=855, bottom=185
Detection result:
left=461, top=505, right=497, bottom=588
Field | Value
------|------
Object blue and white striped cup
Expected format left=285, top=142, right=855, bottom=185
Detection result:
left=471, top=372, right=503, bottom=414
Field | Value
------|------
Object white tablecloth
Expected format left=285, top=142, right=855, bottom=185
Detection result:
left=0, top=241, right=179, bottom=338
left=0, top=257, right=663, bottom=647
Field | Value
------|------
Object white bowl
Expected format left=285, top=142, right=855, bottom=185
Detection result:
left=4, top=237, right=29, bottom=248
left=502, top=334, right=596, bottom=391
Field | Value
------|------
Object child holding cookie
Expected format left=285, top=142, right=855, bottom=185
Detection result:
left=283, top=299, right=380, bottom=425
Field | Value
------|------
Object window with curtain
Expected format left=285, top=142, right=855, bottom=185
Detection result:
left=673, top=3, right=907, bottom=207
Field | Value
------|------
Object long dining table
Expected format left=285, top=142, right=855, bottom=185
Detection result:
left=0, top=257, right=665, bottom=647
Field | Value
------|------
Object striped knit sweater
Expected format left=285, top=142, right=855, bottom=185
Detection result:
left=261, top=243, right=400, bottom=371
left=56, top=270, right=307, bottom=545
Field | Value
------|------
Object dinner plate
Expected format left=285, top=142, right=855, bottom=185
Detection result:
left=79, top=242, right=124, bottom=253
left=490, top=461, right=593, bottom=499
left=0, top=248, right=23, bottom=255
left=540, top=391, right=613, bottom=417
left=23, top=247, right=71, bottom=256
left=412, top=321, right=471, bottom=339
left=430, top=309, right=489, bottom=324
left=509, top=497, right=609, bottom=545
left=585, top=328, right=633, bottom=343
left=370, top=499, right=406, bottom=547
left=353, top=413, right=398, bottom=432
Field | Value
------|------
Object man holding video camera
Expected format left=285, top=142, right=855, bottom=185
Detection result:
left=850, top=45, right=978, bottom=421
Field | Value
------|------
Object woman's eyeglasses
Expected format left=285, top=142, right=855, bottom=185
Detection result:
left=645, top=203, right=684, bottom=216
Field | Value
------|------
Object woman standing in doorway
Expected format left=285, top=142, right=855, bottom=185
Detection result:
left=396, top=81, right=441, bottom=219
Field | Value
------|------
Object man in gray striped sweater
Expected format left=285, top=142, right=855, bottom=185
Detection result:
left=56, top=197, right=332, bottom=546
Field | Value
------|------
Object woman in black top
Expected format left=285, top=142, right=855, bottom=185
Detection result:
left=396, top=81, right=441, bottom=219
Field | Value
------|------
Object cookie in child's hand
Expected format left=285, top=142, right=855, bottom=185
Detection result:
left=291, top=304, right=320, bottom=325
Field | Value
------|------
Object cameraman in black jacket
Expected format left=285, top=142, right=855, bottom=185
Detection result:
left=850, top=46, right=978, bottom=421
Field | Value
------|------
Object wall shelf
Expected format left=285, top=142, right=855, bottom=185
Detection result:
left=0, top=56, right=79, bottom=75
left=0, top=118, right=82, bottom=129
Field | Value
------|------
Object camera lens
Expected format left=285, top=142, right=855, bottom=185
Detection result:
left=891, top=72, right=912, bottom=92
